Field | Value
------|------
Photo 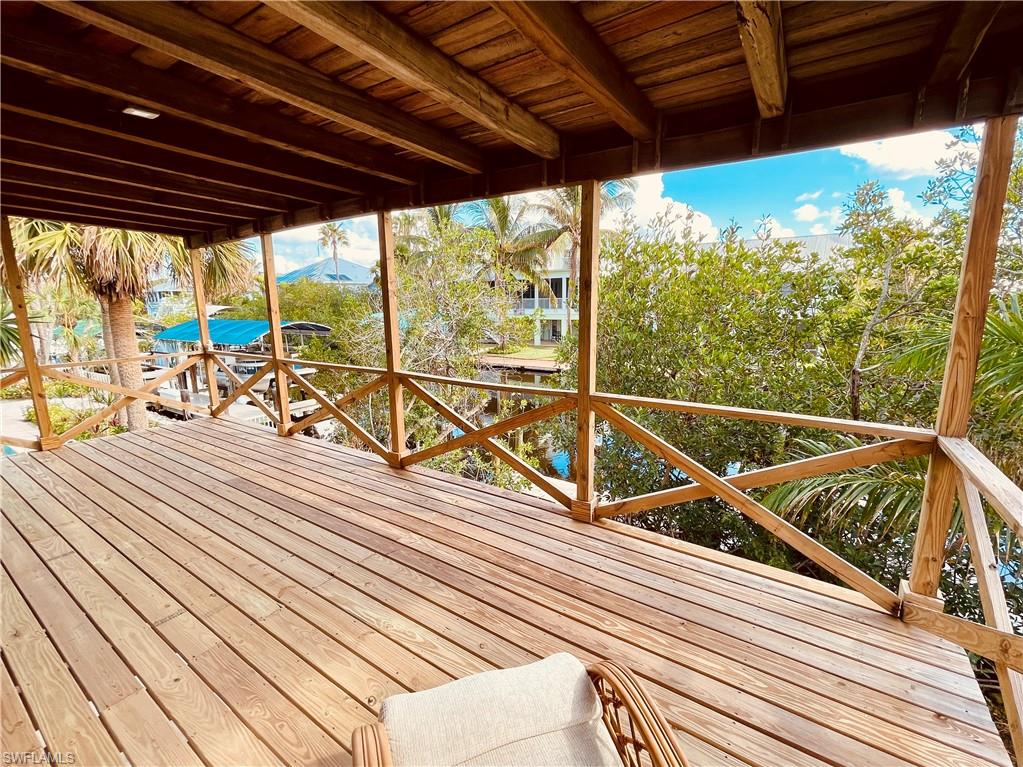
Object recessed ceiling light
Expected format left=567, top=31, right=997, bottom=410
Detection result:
left=122, top=105, right=160, bottom=119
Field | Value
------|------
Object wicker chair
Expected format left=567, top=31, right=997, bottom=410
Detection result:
left=351, top=653, right=689, bottom=767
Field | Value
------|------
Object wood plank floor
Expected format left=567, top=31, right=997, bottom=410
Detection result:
left=0, top=417, right=1011, bottom=767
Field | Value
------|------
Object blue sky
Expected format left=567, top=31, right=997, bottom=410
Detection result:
left=268, top=127, right=968, bottom=274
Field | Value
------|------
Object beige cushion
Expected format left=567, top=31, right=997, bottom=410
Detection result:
left=379, top=653, right=623, bottom=766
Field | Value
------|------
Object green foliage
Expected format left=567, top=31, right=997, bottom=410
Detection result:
left=25, top=402, right=125, bottom=441
left=1, top=379, right=95, bottom=400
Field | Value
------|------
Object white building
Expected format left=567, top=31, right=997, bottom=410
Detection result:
left=511, top=251, right=578, bottom=344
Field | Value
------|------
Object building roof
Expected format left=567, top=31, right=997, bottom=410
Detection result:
left=1, top=2, right=1019, bottom=247
left=277, top=257, right=374, bottom=286
left=154, top=318, right=330, bottom=346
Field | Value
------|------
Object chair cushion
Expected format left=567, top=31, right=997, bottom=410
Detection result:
left=379, top=653, right=623, bottom=766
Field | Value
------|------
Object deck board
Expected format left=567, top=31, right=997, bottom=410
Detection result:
left=0, top=418, right=1011, bottom=767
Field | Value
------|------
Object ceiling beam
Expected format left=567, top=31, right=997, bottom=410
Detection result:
left=1, top=193, right=229, bottom=230
left=492, top=1, right=657, bottom=141
left=2, top=184, right=240, bottom=228
left=1, top=111, right=335, bottom=204
left=1, top=145, right=291, bottom=212
left=0, top=165, right=274, bottom=221
left=735, top=0, right=788, bottom=119
left=0, top=204, right=197, bottom=235
left=41, top=1, right=487, bottom=173
left=269, top=1, right=560, bottom=159
left=929, top=2, right=1003, bottom=84
left=0, top=20, right=416, bottom=185
left=0, top=67, right=382, bottom=196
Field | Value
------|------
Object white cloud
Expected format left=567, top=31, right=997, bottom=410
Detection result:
left=831, top=191, right=844, bottom=199
left=793, top=203, right=823, bottom=222
left=614, top=172, right=718, bottom=242
left=839, top=129, right=961, bottom=178
left=809, top=223, right=829, bottom=236
left=795, top=189, right=823, bottom=202
left=760, top=216, right=795, bottom=238
left=887, top=188, right=928, bottom=223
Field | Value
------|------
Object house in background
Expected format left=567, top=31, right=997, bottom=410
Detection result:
left=277, top=256, right=374, bottom=289
left=511, top=251, right=576, bottom=344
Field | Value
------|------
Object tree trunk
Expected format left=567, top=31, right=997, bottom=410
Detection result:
left=106, top=294, right=146, bottom=431
left=98, top=297, right=126, bottom=427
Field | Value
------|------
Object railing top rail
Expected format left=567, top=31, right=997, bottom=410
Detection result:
left=940, top=436, right=1023, bottom=539
left=225, top=351, right=387, bottom=376
left=37, top=351, right=203, bottom=371
left=592, top=392, right=937, bottom=442
left=398, top=369, right=577, bottom=398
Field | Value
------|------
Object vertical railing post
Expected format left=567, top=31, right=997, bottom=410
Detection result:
left=573, top=180, right=600, bottom=521
left=378, top=211, right=406, bottom=467
left=907, top=114, right=1018, bottom=598
left=188, top=246, right=220, bottom=414
left=259, top=232, right=292, bottom=435
left=1, top=214, right=55, bottom=449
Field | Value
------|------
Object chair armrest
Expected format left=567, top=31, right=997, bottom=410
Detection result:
left=588, top=661, right=689, bottom=767
left=352, top=722, right=393, bottom=767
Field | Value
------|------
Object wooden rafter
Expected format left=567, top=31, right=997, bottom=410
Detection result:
left=0, top=110, right=332, bottom=204
left=0, top=74, right=377, bottom=196
left=493, top=1, right=657, bottom=141
left=2, top=148, right=291, bottom=212
left=0, top=167, right=267, bottom=221
left=735, top=0, right=788, bottom=119
left=929, top=1, right=1004, bottom=84
left=270, top=1, right=560, bottom=159
left=1, top=187, right=235, bottom=228
left=0, top=195, right=220, bottom=231
left=0, top=21, right=415, bottom=185
left=0, top=204, right=194, bottom=236
left=41, top=1, right=486, bottom=173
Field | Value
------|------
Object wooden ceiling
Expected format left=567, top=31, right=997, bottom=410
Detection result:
left=1, top=1, right=1021, bottom=247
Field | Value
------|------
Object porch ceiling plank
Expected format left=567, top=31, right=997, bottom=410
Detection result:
left=0, top=20, right=417, bottom=185
left=0, top=110, right=336, bottom=204
left=491, top=1, right=657, bottom=141
left=929, top=1, right=1004, bottom=84
left=269, top=1, right=561, bottom=159
left=0, top=69, right=381, bottom=196
left=735, top=0, right=787, bottom=119
left=2, top=146, right=295, bottom=212
left=39, top=0, right=487, bottom=173
left=1, top=184, right=242, bottom=228
left=0, top=165, right=268, bottom=221
left=0, top=192, right=230, bottom=229
left=0, top=205, right=196, bottom=236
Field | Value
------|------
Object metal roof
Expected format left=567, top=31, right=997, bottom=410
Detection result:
left=277, top=257, right=373, bottom=285
left=154, top=318, right=330, bottom=346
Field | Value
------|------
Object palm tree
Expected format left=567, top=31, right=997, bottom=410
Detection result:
left=467, top=195, right=566, bottom=298
left=16, top=220, right=254, bottom=431
left=535, top=180, right=637, bottom=334
left=318, top=222, right=349, bottom=286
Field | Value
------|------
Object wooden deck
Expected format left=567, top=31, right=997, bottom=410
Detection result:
left=0, top=417, right=1011, bottom=767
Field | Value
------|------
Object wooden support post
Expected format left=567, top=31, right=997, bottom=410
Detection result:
left=188, top=247, right=219, bottom=413
left=908, top=114, right=1018, bottom=597
left=0, top=214, right=55, bottom=448
left=259, top=232, right=291, bottom=435
left=378, top=211, right=406, bottom=466
left=573, top=180, right=600, bottom=521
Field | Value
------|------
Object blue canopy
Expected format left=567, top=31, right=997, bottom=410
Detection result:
left=155, top=318, right=332, bottom=346
left=155, top=319, right=271, bottom=345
